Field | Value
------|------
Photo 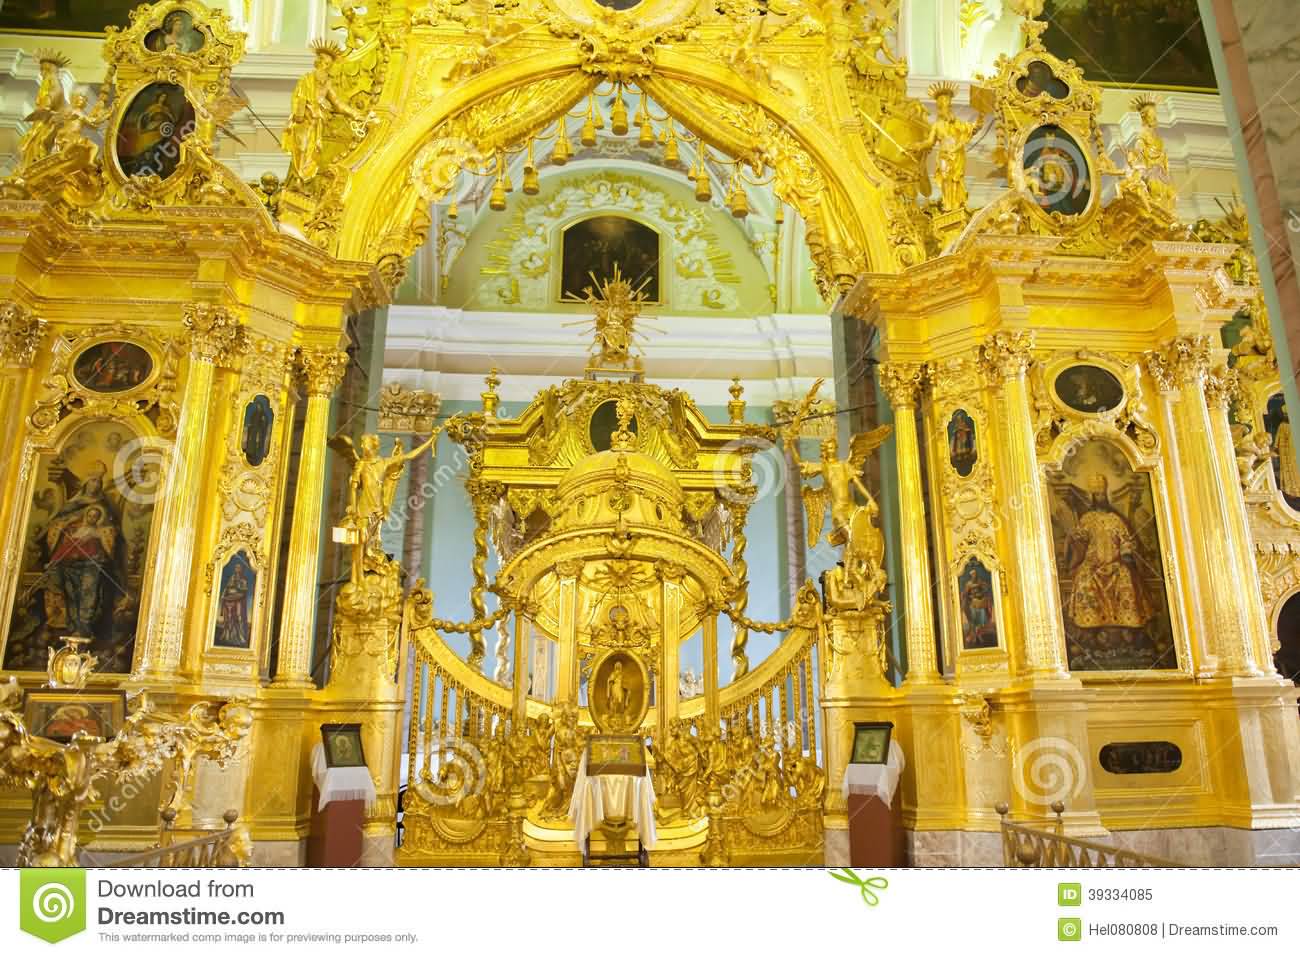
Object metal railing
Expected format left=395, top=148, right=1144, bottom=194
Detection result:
left=112, top=809, right=245, bottom=868
left=996, top=802, right=1176, bottom=867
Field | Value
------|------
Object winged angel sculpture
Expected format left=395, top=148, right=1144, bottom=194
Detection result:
left=786, top=380, right=891, bottom=610
left=328, top=431, right=440, bottom=586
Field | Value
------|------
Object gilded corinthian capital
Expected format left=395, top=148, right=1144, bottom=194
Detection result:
left=378, top=382, right=441, bottom=433
left=1204, top=364, right=1239, bottom=410
left=878, top=362, right=926, bottom=407
left=298, top=347, right=349, bottom=397
left=979, top=330, right=1035, bottom=382
left=1145, top=334, right=1212, bottom=393
left=0, top=301, right=45, bottom=367
left=183, top=302, right=247, bottom=365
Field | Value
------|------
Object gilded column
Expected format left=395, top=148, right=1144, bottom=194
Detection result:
left=979, top=331, right=1068, bottom=679
left=0, top=303, right=44, bottom=532
left=658, top=562, right=685, bottom=741
left=553, top=560, right=582, bottom=704
left=879, top=362, right=940, bottom=684
left=1146, top=337, right=1260, bottom=675
left=1205, top=366, right=1275, bottom=674
left=0, top=301, right=43, bottom=416
left=135, top=304, right=245, bottom=681
left=274, top=346, right=348, bottom=687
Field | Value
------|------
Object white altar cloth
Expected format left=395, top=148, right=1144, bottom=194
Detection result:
left=841, top=741, right=906, bottom=808
left=311, top=743, right=378, bottom=811
left=568, top=750, right=657, bottom=850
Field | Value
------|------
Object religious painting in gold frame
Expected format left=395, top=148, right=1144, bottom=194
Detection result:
left=559, top=215, right=661, bottom=304
left=587, top=735, right=647, bottom=776
left=588, top=649, right=649, bottom=733
left=2, top=418, right=159, bottom=674
left=1046, top=438, right=1177, bottom=672
left=0, top=0, right=138, bottom=36
left=1039, top=0, right=1217, bottom=91
left=23, top=689, right=127, bottom=743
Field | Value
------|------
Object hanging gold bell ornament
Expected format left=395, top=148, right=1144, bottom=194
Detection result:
left=727, top=179, right=749, bottom=218
left=662, top=127, right=680, bottom=165
left=522, top=163, right=540, bottom=195
left=446, top=200, right=459, bottom=220
left=694, top=167, right=712, bottom=203
left=552, top=128, right=572, bottom=165
left=580, top=116, right=597, bottom=147
left=611, top=95, right=629, bottom=136
left=489, top=175, right=508, bottom=211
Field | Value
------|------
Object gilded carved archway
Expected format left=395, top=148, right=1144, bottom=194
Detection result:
left=274, top=0, right=931, bottom=298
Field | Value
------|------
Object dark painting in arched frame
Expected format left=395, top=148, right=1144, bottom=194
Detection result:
left=241, top=395, right=274, bottom=468
left=947, top=409, right=977, bottom=477
left=561, top=216, right=661, bottom=303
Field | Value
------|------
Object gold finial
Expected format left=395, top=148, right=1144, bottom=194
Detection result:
left=728, top=377, right=746, bottom=424
left=310, top=39, right=346, bottom=60
left=35, top=48, right=70, bottom=69
left=927, top=80, right=958, bottom=102
left=482, top=367, right=501, bottom=417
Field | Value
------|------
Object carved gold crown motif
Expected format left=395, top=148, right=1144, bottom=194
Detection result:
left=310, top=39, right=346, bottom=60
left=1131, top=92, right=1162, bottom=114
left=35, top=48, right=71, bottom=69
left=928, top=80, right=959, bottom=101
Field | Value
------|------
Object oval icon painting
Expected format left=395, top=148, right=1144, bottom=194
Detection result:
left=1023, top=124, right=1092, bottom=217
left=72, top=341, right=154, bottom=394
left=1054, top=364, right=1124, bottom=414
left=115, top=82, right=195, bottom=180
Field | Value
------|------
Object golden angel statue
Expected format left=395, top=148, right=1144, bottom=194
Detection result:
left=328, top=431, right=440, bottom=585
left=282, top=40, right=373, bottom=186
left=15, top=50, right=72, bottom=172
left=1116, top=94, right=1176, bottom=216
left=786, top=382, right=891, bottom=609
left=918, top=81, right=976, bottom=214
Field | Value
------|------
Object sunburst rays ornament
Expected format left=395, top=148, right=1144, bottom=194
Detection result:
left=562, top=263, right=662, bottom=372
